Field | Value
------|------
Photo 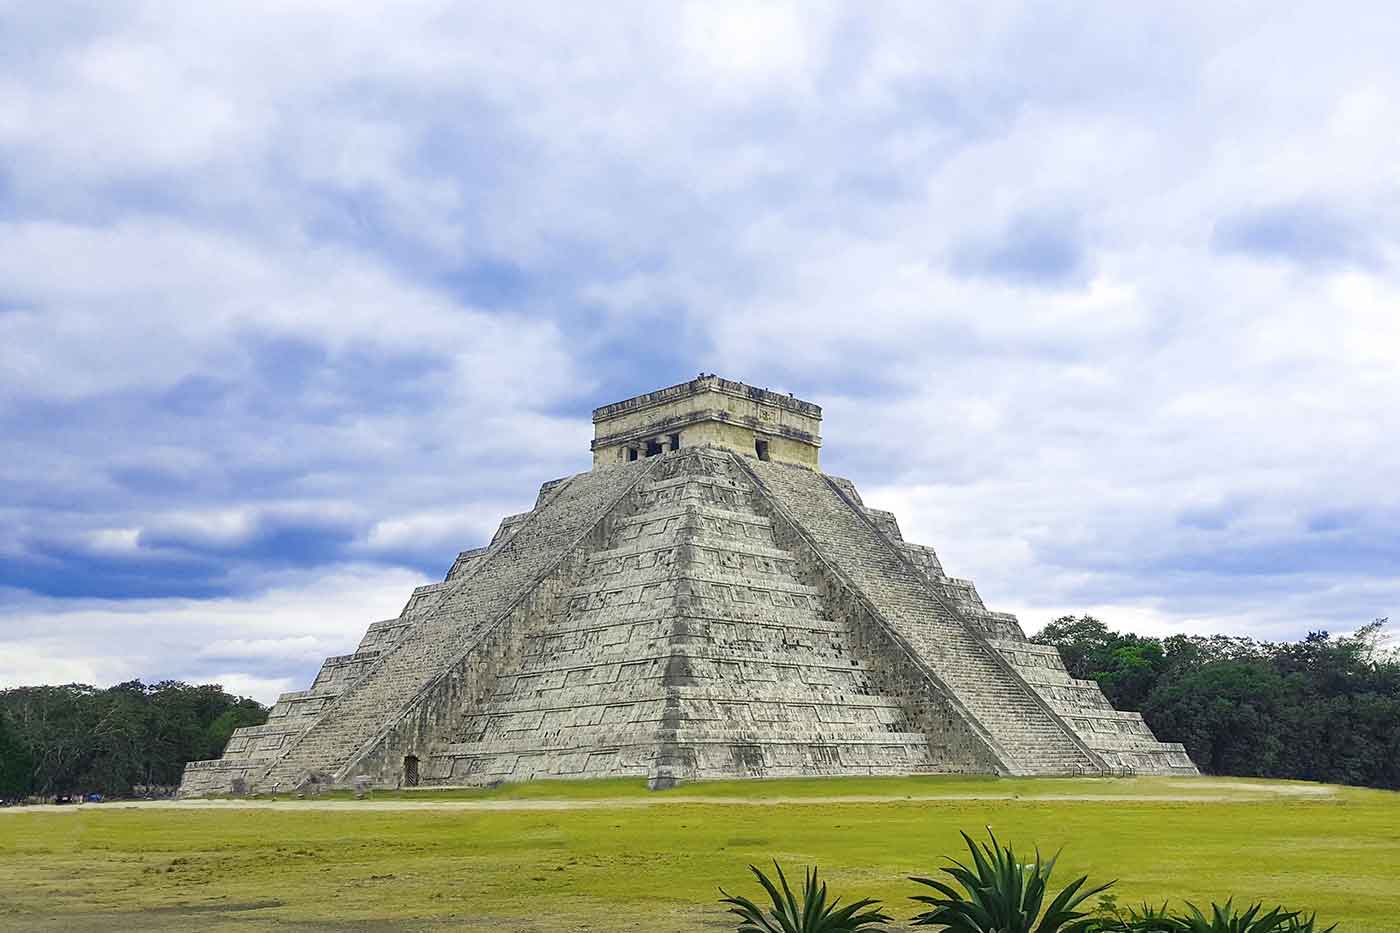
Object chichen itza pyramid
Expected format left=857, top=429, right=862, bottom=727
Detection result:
left=180, top=376, right=1196, bottom=795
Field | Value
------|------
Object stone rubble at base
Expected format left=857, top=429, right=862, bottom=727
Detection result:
left=179, top=376, right=1196, bottom=797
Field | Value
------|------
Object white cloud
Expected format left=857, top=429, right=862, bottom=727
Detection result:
left=0, top=218, right=582, bottom=405
left=199, top=636, right=326, bottom=662
left=676, top=1, right=826, bottom=97
left=0, top=566, right=429, bottom=702
left=0, top=1, right=1397, bottom=694
left=0, top=643, right=108, bottom=689
left=201, top=673, right=301, bottom=706
left=362, top=507, right=506, bottom=555
left=85, top=528, right=142, bottom=555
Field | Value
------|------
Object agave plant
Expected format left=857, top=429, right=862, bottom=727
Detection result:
left=1125, top=902, right=1175, bottom=926
left=719, top=860, right=892, bottom=932
left=1093, top=900, right=1178, bottom=932
left=1166, top=900, right=1335, bottom=933
left=909, top=828, right=1112, bottom=932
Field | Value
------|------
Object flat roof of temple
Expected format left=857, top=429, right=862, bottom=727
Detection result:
left=592, top=375, right=822, bottom=422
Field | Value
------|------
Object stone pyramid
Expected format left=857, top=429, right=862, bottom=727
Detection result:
left=180, top=376, right=1195, bottom=796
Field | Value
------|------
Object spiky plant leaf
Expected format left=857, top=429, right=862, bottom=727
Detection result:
left=1089, top=899, right=1334, bottom=933
left=1114, top=901, right=1178, bottom=932
left=909, top=828, right=1112, bottom=932
left=1169, top=898, right=1301, bottom=933
left=1284, top=912, right=1338, bottom=933
left=719, top=860, right=892, bottom=932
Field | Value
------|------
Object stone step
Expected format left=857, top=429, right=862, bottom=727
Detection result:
left=744, top=458, right=1099, bottom=776
left=256, top=460, right=657, bottom=788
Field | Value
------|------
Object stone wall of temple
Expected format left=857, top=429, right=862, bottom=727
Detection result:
left=179, top=377, right=1196, bottom=796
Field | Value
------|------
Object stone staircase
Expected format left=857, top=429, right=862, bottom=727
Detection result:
left=425, top=448, right=939, bottom=786
left=847, top=473, right=1196, bottom=776
left=179, top=562, right=458, bottom=796
left=990, top=638, right=1197, bottom=774
left=253, top=458, right=655, bottom=789
left=743, top=457, right=1102, bottom=776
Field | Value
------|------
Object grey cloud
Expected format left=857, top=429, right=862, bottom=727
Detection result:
left=1, top=1, right=1398, bottom=694
left=1213, top=202, right=1385, bottom=269
left=950, top=213, right=1090, bottom=287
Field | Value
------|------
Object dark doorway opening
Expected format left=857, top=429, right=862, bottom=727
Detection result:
left=644, top=438, right=664, bottom=457
left=755, top=438, right=770, bottom=461
left=668, top=433, right=681, bottom=451
left=403, top=755, right=420, bottom=788
left=627, top=447, right=639, bottom=462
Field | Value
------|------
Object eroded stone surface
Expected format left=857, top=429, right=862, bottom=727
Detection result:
left=179, top=378, right=1194, bottom=797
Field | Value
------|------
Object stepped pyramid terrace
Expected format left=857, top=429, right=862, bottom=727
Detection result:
left=179, top=376, right=1197, bottom=796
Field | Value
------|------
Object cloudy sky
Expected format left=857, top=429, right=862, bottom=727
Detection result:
left=2, top=2, right=1397, bottom=703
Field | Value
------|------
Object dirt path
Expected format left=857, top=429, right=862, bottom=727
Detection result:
left=2, top=781, right=1334, bottom=815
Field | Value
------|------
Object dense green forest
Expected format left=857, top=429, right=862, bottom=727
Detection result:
left=0, top=681, right=267, bottom=799
left=1033, top=616, right=1400, bottom=789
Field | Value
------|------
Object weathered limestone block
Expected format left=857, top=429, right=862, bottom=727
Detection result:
left=591, top=376, right=822, bottom=469
left=180, top=376, right=1195, bottom=797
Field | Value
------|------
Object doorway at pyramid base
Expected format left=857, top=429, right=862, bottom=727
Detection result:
left=179, top=385, right=1195, bottom=797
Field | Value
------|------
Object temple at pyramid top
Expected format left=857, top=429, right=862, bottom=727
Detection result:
left=592, top=375, right=822, bottom=469
left=180, top=375, right=1196, bottom=797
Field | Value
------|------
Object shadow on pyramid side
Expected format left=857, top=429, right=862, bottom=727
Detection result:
left=180, top=377, right=1195, bottom=796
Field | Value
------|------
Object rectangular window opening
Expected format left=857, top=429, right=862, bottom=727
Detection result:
left=627, top=447, right=639, bottom=462
left=644, top=438, right=663, bottom=457
left=755, top=438, right=770, bottom=461
left=668, top=433, right=681, bottom=451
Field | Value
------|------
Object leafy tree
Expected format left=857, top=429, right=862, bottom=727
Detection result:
left=1034, top=617, right=1400, bottom=789
left=0, top=680, right=268, bottom=797
left=0, top=710, right=33, bottom=798
left=1094, top=639, right=1168, bottom=711
left=1143, top=662, right=1286, bottom=777
left=1033, top=616, right=1116, bottom=680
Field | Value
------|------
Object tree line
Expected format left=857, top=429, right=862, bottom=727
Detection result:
left=2, top=619, right=1397, bottom=797
left=0, top=680, right=267, bottom=799
left=1033, top=616, right=1400, bottom=789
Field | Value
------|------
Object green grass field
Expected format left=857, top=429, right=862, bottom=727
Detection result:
left=2, top=776, right=1396, bottom=932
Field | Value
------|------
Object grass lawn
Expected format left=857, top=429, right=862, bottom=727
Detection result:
left=1, top=775, right=1396, bottom=932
